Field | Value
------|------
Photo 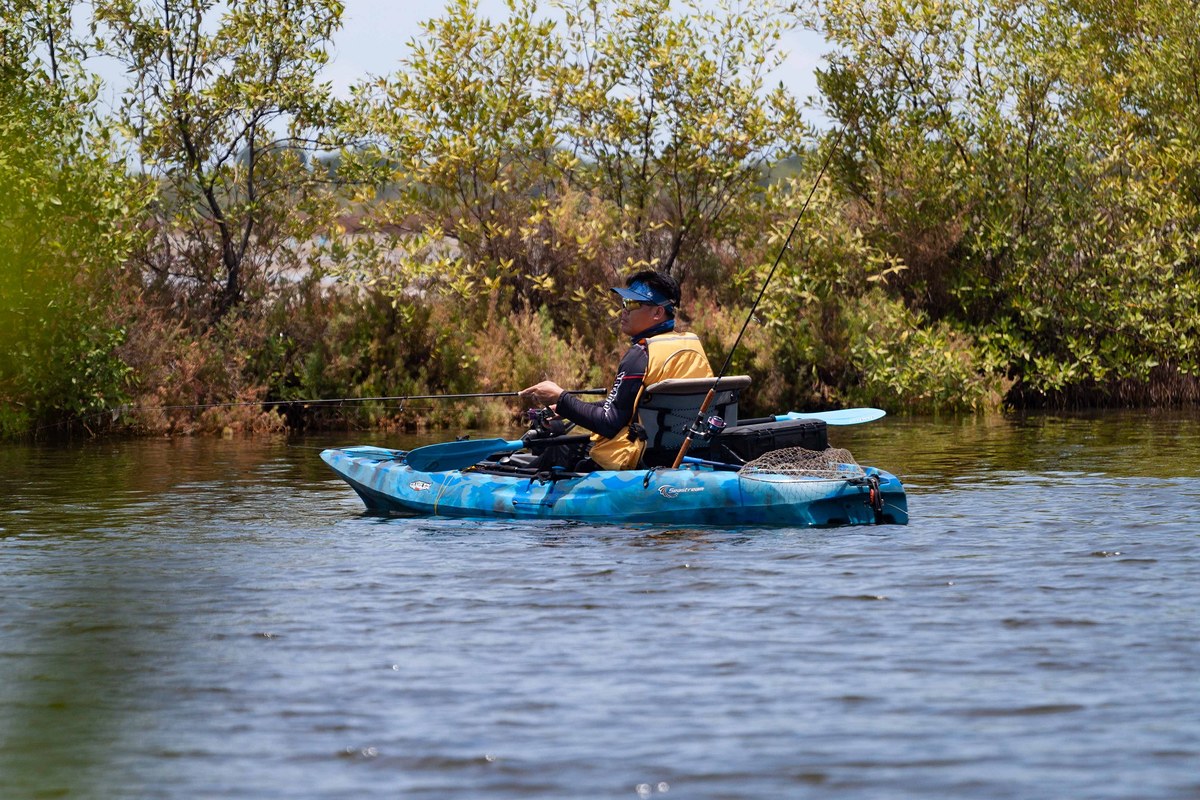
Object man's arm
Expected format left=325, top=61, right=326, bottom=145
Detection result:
left=552, top=344, right=647, bottom=439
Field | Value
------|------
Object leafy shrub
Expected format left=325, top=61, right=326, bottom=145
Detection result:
left=842, top=290, right=1007, bottom=413
left=0, top=48, right=145, bottom=438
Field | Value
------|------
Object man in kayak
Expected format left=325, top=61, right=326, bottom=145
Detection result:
left=520, top=270, right=712, bottom=470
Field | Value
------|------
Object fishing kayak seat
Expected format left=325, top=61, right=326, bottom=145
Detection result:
left=636, top=375, right=752, bottom=467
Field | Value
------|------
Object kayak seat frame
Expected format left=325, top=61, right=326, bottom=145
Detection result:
left=637, top=375, right=752, bottom=467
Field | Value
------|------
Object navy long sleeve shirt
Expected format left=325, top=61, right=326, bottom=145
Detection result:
left=554, top=340, right=650, bottom=438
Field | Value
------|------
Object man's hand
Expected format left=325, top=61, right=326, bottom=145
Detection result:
left=519, top=380, right=565, bottom=405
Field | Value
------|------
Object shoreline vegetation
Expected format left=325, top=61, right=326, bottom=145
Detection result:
left=4, top=0, right=1199, bottom=440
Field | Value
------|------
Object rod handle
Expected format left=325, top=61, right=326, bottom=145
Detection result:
left=670, top=388, right=715, bottom=469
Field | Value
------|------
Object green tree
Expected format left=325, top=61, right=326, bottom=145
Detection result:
left=94, top=0, right=345, bottom=319
left=804, top=0, right=1200, bottom=406
left=0, top=0, right=147, bottom=436
left=341, top=0, right=807, bottom=332
left=555, top=0, right=806, bottom=282
left=1019, top=0, right=1200, bottom=401
left=341, top=0, right=562, bottom=308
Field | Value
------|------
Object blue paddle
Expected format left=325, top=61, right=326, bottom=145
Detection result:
left=405, top=438, right=526, bottom=471
left=403, top=408, right=887, bottom=472
left=775, top=408, right=885, bottom=425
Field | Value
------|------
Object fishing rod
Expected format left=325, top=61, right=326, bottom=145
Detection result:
left=103, top=388, right=608, bottom=414
left=262, top=389, right=607, bottom=406
left=42, top=388, right=607, bottom=435
left=670, top=128, right=846, bottom=469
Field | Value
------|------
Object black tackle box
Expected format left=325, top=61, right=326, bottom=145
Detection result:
left=709, top=419, right=828, bottom=465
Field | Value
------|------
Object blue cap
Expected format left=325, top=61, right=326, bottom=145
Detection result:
left=611, top=280, right=674, bottom=309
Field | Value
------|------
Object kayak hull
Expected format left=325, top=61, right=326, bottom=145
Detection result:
left=321, top=446, right=908, bottom=527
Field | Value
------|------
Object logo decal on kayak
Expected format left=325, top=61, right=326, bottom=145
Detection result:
left=409, top=480, right=432, bottom=492
left=658, top=485, right=704, bottom=499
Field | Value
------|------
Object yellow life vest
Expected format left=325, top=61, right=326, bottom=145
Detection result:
left=589, top=331, right=713, bottom=470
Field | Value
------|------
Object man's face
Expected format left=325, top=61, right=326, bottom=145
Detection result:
left=619, top=301, right=663, bottom=337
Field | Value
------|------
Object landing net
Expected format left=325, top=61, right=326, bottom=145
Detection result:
left=737, top=447, right=866, bottom=482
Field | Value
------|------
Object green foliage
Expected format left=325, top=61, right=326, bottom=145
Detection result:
left=0, top=1, right=146, bottom=437
left=842, top=290, right=1004, bottom=413
left=338, top=0, right=562, bottom=319
left=12, top=0, right=1200, bottom=433
left=749, top=163, right=996, bottom=411
left=336, top=0, right=806, bottom=339
left=553, top=0, right=808, bottom=280
left=94, top=0, right=345, bottom=319
left=807, top=0, right=1200, bottom=406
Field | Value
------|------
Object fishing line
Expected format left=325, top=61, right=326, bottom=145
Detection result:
left=120, top=389, right=608, bottom=411
left=671, top=127, right=846, bottom=468
left=34, top=389, right=607, bottom=436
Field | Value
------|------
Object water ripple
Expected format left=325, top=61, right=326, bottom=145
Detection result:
left=1, top=424, right=1198, bottom=799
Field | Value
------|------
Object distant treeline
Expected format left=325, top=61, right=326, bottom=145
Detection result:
left=3, top=0, right=1199, bottom=439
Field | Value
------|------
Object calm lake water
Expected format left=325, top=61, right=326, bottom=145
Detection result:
left=1, top=413, right=1198, bottom=799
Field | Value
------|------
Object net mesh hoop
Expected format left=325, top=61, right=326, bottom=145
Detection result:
left=737, top=447, right=866, bottom=482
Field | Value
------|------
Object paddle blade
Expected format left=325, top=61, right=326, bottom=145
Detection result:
left=778, top=408, right=886, bottom=426
left=405, top=438, right=524, bottom=472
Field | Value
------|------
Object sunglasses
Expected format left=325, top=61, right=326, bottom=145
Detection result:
left=619, top=298, right=657, bottom=311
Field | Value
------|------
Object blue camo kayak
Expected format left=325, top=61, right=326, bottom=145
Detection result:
left=320, top=445, right=908, bottom=527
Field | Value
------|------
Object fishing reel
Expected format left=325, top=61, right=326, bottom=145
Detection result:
left=522, top=406, right=576, bottom=442
left=686, top=414, right=727, bottom=443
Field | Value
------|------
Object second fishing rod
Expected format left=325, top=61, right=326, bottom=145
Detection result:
left=670, top=129, right=845, bottom=469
